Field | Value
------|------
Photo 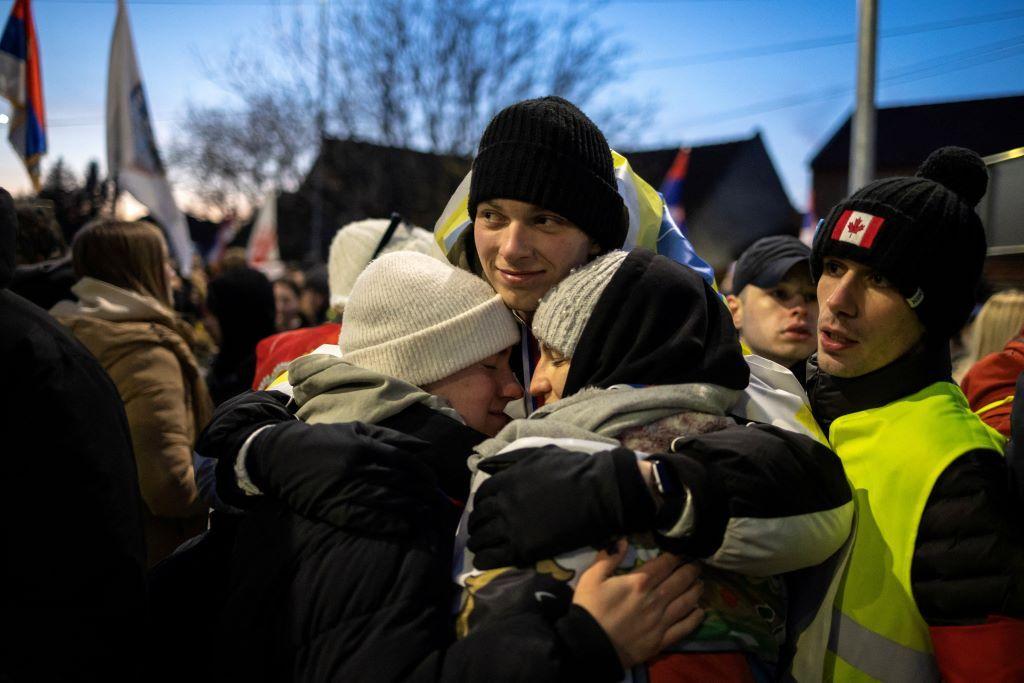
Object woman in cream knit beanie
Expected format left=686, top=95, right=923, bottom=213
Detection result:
left=340, top=251, right=520, bottom=387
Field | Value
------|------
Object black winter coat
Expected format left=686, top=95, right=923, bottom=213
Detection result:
left=0, top=288, right=148, bottom=682
left=206, top=397, right=623, bottom=682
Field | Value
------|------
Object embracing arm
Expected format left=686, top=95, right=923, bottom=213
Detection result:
left=406, top=544, right=702, bottom=683
left=469, top=425, right=853, bottom=575
left=659, top=423, right=853, bottom=574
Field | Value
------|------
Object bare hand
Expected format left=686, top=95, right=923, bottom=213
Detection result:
left=572, top=539, right=704, bottom=668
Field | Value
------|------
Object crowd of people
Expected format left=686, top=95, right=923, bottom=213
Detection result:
left=2, top=95, right=1022, bottom=682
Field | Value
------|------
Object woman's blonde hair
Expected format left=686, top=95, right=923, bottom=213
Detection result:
left=955, top=289, right=1024, bottom=382
left=970, top=290, right=1024, bottom=360
left=72, top=220, right=173, bottom=307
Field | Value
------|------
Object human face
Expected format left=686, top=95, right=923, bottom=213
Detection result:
left=530, top=344, right=572, bottom=404
left=274, top=281, right=302, bottom=331
left=474, top=199, right=599, bottom=319
left=726, top=266, right=818, bottom=367
left=816, top=257, right=925, bottom=378
left=422, top=347, right=523, bottom=437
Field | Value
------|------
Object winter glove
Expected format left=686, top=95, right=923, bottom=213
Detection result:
left=196, top=390, right=293, bottom=463
left=195, top=390, right=294, bottom=508
left=467, top=446, right=656, bottom=569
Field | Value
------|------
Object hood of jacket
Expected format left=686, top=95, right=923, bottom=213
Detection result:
left=563, top=249, right=748, bottom=396
left=473, top=382, right=737, bottom=464
left=289, top=353, right=465, bottom=427
left=51, top=276, right=175, bottom=325
left=50, top=277, right=212, bottom=440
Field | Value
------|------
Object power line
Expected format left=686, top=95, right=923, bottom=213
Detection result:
left=674, top=34, right=1024, bottom=127
left=633, top=8, right=1024, bottom=70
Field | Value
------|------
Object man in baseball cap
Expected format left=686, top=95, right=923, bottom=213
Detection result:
left=726, top=235, right=817, bottom=377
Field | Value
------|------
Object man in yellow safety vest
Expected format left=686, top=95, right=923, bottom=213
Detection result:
left=805, top=146, right=1024, bottom=682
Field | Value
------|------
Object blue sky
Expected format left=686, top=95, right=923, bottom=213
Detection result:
left=2, top=0, right=1023, bottom=214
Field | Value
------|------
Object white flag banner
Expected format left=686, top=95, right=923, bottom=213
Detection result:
left=247, top=190, right=283, bottom=279
left=106, top=0, right=192, bottom=275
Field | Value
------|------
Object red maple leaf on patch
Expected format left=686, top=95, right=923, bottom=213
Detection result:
left=847, top=217, right=865, bottom=234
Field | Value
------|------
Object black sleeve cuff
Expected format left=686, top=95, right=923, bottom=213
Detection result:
left=213, top=423, right=276, bottom=510
left=653, top=450, right=728, bottom=558
left=611, top=448, right=657, bottom=534
left=555, top=604, right=625, bottom=682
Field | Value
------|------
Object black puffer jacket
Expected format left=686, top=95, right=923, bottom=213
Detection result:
left=204, top=395, right=623, bottom=682
left=807, top=344, right=1024, bottom=624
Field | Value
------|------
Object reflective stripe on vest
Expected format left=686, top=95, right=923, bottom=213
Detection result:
left=976, top=393, right=1014, bottom=416
left=827, top=608, right=939, bottom=681
left=825, top=382, right=1005, bottom=682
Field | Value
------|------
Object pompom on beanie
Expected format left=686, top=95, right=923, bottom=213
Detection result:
left=811, top=146, right=989, bottom=341
left=339, top=251, right=519, bottom=387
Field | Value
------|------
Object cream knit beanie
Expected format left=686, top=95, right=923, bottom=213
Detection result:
left=340, top=251, right=520, bottom=386
left=532, top=250, right=628, bottom=358
left=328, top=218, right=445, bottom=312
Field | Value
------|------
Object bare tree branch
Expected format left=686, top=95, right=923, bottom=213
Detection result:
left=171, top=0, right=649, bottom=210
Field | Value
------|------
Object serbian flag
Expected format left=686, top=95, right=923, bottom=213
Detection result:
left=107, top=0, right=192, bottom=274
left=660, top=147, right=691, bottom=235
left=831, top=209, right=885, bottom=248
left=0, top=0, right=46, bottom=189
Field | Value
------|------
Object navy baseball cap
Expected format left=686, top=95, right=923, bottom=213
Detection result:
left=731, top=235, right=811, bottom=294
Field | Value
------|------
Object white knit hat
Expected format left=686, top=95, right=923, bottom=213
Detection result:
left=328, top=218, right=445, bottom=312
left=340, top=251, right=520, bottom=386
left=532, top=250, right=628, bottom=358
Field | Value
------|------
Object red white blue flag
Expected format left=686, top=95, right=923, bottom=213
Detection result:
left=0, top=0, right=47, bottom=189
left=660, top=147, right=691, bottom=235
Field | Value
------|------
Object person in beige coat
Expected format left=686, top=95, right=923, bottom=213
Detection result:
left=53, top=220, right=213, bottom=566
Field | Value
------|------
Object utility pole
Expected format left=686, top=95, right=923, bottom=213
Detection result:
left=308, top=0, right=329, bottom=264
left=849, top=0, right=878, bottom=193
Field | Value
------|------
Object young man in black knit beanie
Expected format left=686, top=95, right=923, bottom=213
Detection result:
left=466, top=95, right=627, bottom=320
left=804, top=146, right=1024, bottom=681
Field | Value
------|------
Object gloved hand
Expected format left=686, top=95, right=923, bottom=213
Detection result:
left=195, top=390, right=294, bottom=509
left=196, top=390, right=293, bottom=464
left=467, top=446, right=656, bottom=569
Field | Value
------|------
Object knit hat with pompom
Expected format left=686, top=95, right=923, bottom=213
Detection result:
left=811, top=146, right=989, bottom=341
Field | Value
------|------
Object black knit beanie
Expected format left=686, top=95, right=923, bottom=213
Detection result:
left=810, top=146, right=989, bottom=342
left=468, top=96, right=628, bottom=253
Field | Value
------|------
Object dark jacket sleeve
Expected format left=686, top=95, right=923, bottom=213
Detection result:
left=662, top=423, right=854, bottom=575
left=241, top=419, right=443, bottom=537
left=912, top=448, right=1024, bottom=624
left=219, top=431, right=623, bottom=682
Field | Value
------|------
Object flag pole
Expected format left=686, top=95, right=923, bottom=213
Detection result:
left=307, top=0, right=329, bottom=264
left=849, top=0, right=878, bottom=193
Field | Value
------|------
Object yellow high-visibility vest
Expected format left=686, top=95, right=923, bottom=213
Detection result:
left=824, top=381, right=1005, bottom=682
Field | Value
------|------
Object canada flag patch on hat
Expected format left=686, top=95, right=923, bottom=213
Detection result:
left=831, top=210, right=885, bottom=248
